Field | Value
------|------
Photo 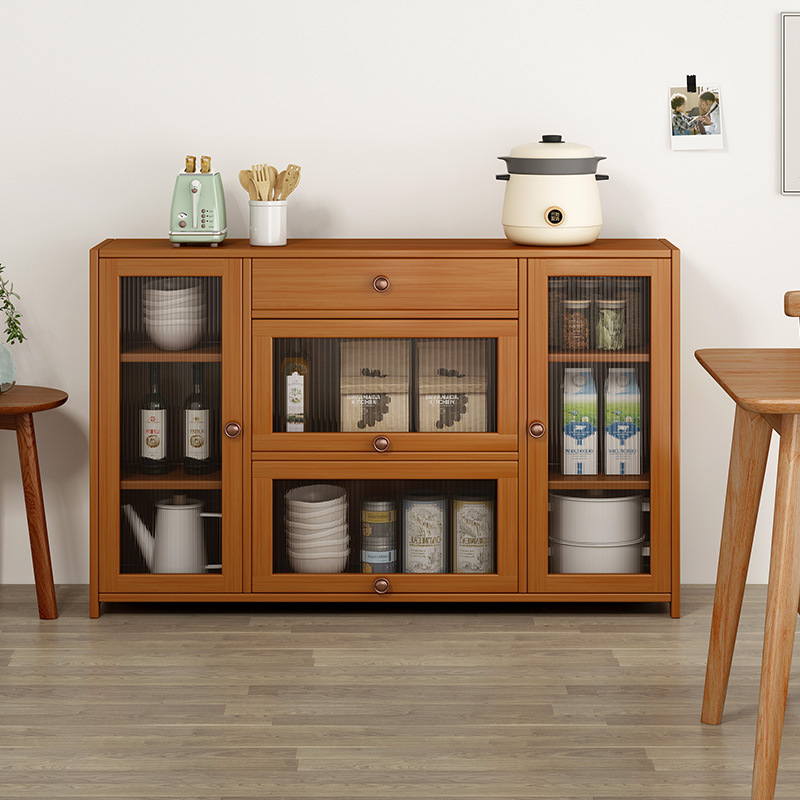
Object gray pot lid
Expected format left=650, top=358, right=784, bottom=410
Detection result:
left=499, top=135, right=606, bottom=175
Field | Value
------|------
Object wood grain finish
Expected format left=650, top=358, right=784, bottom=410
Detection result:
left=701, top=405, right=772, bottom=725
left=0, top=584, right=789, bottom=799
left=91, top=239, right=679, bottom=614
left=0, top=386, right=68, bottom=620
left=252, top=258, right=518, bottom=312
left=784, top=291, right=800, bottom=317
left=752, top=414, right=800, bottom=799
left=695, top=349, right=800, bottom=414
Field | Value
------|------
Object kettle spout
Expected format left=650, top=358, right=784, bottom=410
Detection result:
left=122, top=504, right=155, bottom=571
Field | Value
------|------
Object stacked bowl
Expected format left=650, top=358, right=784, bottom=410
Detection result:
left=143, top=278, right=206, bottom=351
left=285, top=484, right=349, bottom=573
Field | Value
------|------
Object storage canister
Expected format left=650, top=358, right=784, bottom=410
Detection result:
left=561, top=299, right=591, bottom=351
left=452, top=495, right=494, bottom=573
left=595, top=299, right=626, bottom=351
left=548, top=491, right=644, bottom=573
left=548, top=278, right=568, bottom=349
left=402, top=493, right=448, bottom=572
left=361, top=498, right=398, bottom=573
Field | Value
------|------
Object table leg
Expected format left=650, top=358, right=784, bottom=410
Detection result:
left=15, top=412, right=58, bottom=620
left=752, top=413, right=800, bottom=800
left=702, top=405, right=772, bottom=725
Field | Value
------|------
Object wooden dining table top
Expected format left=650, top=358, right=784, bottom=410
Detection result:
left=696, top=348, right=800, bottom=415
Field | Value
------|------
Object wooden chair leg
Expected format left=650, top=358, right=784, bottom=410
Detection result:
left=702, top=405, right=772, bottom=725
left=15, top=412, right=58, bottom=620
left=752, top=413, right=800, bottom=800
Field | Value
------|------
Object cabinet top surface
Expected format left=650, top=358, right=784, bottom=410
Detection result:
left=94, top=238, right=676, bottom=259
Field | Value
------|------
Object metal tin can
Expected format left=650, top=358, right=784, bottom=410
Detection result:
left=361, top=499, right=397, bottom=573
left=452, top=495, right=495, bottom=573
left=402, top=493, right=448, bottom=573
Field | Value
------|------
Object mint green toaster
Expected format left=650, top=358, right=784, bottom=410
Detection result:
left=169, top=156, right=227, bottom=246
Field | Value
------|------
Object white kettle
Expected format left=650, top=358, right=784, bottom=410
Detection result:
left=122, top=497, right=221, bottom=574
left=496, top=135, right=609, bottom=246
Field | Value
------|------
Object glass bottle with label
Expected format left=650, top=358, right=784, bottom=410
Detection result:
left=184, top=362, right=214, bottom=474
left=140, top=363, right=168, bottom=474
left=281, top=344, right=310, bottom=432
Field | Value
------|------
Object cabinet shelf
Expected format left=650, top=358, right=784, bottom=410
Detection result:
left=548, top=470, right=650, bottom=491
left=120, top=344, right=222, bottom=362
left=120, top=467, right=222, bottom=491
left=548, top=350, right=650, bottom=363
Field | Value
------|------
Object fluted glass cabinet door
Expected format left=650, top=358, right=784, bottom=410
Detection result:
left=251, top=460, right=519, bottom=594
left=97, top=259, right=242, bottom=593
left=528, top=259, right=673, bottom=595
left=252, top=319, right=518, bottom=453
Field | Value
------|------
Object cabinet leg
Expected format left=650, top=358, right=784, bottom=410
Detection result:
left=752, top=414, right=800, bottom=800
left=702, top=405, right=771, bottom=725
left=15, top=413, right=58, bottom=620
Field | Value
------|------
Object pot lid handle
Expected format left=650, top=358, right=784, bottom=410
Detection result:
left=540, top=135, right=563, bottom=143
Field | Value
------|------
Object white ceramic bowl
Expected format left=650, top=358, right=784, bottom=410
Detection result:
left=285, top=527, right=349, bottom=544
left=288, top=548, right=350, bottom=573
left=285, top=509, right=346, bottom=527
left=285, top=513, right=346, bottom=530
left=143, top=297, right=205, bottom=312
left=143, top=278, right=202, bottom=296
left=144, top=303, right=206, bottom=317
left=285, top=484, right=347, bottom=507
left=145, top=319, right=203, bottom=351
left=286, top=536, right=350, bottom=553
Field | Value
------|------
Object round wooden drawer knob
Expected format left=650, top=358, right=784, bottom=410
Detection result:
left=224, top=421, right=242, bottom=438
left=372, top=276, right=390, bottom=292
left=528, top=421, right=546, bottom=438
left=373, top=578, right=391, bottom=594
left=373, top=436, right=390, bottom=452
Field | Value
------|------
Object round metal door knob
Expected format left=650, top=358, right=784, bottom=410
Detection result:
left=224, top=421, right=242, bottom=438
left=528, top=421, right=546, bottom=438
left=372, top=436, right=390, bottom=452
left=373, top=578, right=391, bottom=594
left=372, top=276, right=390, bottom=292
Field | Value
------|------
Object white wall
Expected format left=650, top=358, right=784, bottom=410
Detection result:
left=1, top=0, right=795, bottom=585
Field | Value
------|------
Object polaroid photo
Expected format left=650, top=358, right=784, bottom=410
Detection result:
left=669, top=83, right=723, bottom=150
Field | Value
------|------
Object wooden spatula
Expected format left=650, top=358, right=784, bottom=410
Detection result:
left=267, top=166, right=278, bottom=200
left=273, top=169, right=286, bottom=201
left=280, top=164, right=301, bottom=200
left=239, top=170, right=258, bottom=201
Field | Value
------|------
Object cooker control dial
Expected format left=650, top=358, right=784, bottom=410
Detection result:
left=545, top=206, right=565, bottom=226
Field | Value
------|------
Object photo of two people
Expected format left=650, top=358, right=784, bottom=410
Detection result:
left=669, top=83, right=723, bottom=150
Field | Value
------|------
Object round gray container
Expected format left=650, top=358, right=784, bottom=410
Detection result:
left=549, top=491, right=644, bottom=574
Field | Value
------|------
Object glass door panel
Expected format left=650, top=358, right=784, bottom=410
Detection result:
left=253, top=320, right=517, bottom=452
left=119, top=275, right=222, bottom=577
left=252, top=460, right=518, bottom=593
left=548, top=275, right=650, bottom=575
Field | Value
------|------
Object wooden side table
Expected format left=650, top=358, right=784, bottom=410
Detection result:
left=696, top=347, right=800, bottom=800
left=0, top=385, right=68, bottom=619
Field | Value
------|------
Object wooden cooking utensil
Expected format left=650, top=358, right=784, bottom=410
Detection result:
left=251, top=164, right=272, bottom=202
left=280, top=164, right=301, bottom=200
left=273, top=169, right=286, bottom=201
left=267, top=166, right=278, bottom=201
left=239, top=170, right=258, bottom=201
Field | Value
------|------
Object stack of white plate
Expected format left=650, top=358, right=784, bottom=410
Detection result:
left=143, top=278, right=205, bottom=351
left=285, top=484, right=349, bottom=573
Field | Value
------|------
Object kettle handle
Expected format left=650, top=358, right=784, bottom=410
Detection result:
left=496, top=174, right=510, bottom=181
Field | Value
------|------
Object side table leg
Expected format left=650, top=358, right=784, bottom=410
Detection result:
left=15, top=412, right=58, bottom=620
left=702, top=405, right=772, bottom=725
left=752, top=413, right=800, bottom=799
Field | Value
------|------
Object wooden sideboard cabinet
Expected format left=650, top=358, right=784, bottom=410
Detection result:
left=90, top=238, right=680, bottom=617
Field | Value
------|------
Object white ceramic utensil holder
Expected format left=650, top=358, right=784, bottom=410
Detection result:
left=249, top=200, right=287, bottom=246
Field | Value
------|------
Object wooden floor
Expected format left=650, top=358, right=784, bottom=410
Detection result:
left=3, top=585, right=800, bottom=799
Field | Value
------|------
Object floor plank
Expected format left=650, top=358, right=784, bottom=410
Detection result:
left=2, top=585, right=800, bottom=798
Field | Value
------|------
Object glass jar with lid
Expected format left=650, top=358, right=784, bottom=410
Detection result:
left=548, top=278, right=569, bottom=349
left=561, top=299, right=592, bottom=351
left=596, top=298, right=627, bottom=350
left=614, top=277, right=647, bottom=348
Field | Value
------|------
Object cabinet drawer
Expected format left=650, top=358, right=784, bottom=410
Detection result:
left=252, top=259, right=518, bottom=312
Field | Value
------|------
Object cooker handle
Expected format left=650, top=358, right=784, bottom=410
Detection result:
left=495, top=174, right=510, bottom=181
left=595, top=174, right=610, bottom=181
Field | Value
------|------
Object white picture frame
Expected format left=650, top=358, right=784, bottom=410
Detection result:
left=782, top=13, right=800, bottom=193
